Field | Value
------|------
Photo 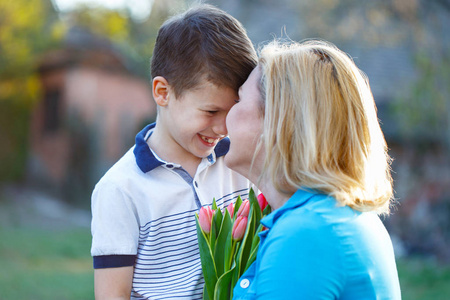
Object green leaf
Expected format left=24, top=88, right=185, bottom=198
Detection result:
left=250, top=223, right=263, bottom=253
left=245, top=220, right=265, bottom=272
left=244, top=243, right=259, bottom=271
left=214, top=209, right=232, bottom=277
left=210, top=208, right=222, bottom=253
left=263, top=203, right=272, bottom=216
left=214, top=208, right=223, bottom=237
left=248, top=188, right=262, bottom=227
left=203, top=284, right=209, bottom=300
left=214, top=264, right=236, bottom=300
left=195, top=215, right=218, bottom=300
left=235, top=205, right=257, bottom=277
left=248, top=187, right=257, bottom=201
left=230, top=243, right=241, bottom=294
left=223, top=230, right=234, bottom=274
left=233, top=196, right=243, bottom=219
left=212, top=198, right=218, bottom=210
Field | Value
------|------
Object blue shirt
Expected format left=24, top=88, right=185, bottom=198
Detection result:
left=233, top=189, right=401, bottom=299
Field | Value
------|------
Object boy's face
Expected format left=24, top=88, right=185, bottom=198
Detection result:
left=160, top=80, right=238, bottom=160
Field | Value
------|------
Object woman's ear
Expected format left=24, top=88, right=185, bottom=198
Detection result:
left=152, top=76, right=170, bottom=107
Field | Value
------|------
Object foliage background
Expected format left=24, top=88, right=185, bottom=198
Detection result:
left=0, top=0, right=449, bottom=298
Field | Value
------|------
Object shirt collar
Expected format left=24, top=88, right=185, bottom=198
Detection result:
left=133, top=123, right=163, bottom=173
left=261, top=188, right=319, bottom=229
left=133, top=123, right=230, bottom=173
left=214, top=136, right=230, bottom=158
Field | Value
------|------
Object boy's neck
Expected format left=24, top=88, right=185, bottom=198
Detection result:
left=147, top=126, right=202, bottom=178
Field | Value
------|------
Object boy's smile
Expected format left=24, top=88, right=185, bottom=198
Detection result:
left=198, top=134, right=221, bottom=147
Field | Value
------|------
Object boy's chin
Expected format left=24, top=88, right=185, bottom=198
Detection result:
left=195, top=148, right=215, bottom=160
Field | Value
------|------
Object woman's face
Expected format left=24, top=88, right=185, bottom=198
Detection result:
left=224, top=67, right=264, bottom=179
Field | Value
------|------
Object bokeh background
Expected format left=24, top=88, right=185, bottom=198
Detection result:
left=0, top=0, right=449, bottom=299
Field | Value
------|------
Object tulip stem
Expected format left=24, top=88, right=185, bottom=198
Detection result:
left=225, top=240, right=238, bottom=272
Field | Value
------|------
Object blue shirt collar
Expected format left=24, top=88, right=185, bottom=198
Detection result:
left=261, top=188, right=319, bottom=229
left=133, top=123, right=230, bottom=173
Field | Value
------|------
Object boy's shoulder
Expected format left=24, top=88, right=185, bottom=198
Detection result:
left=94, top=146, right=139, bottom=189
left=97, top=124, right=157, bottom=186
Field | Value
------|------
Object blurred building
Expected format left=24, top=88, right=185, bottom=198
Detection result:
left=28, top=27, right=156, bottom=204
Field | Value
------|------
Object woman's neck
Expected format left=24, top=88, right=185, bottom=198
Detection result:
left=257, top=179, right=293, bottom=211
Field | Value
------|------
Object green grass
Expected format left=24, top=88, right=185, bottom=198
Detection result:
left=397, top=257, right=450, bottom=300
left=0, top=227, right=94, bottom=300
left=1, top=225, right=450, bottom=300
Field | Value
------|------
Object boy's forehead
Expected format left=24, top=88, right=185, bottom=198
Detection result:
left=190, top=79, right=237, bottom=95
left=191, top=78, right=228, bottom=90
left=180, top=80, right=237, bottom=107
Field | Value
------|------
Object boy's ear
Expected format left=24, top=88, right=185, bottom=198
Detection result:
left=152, top=76, right=170, bottom=107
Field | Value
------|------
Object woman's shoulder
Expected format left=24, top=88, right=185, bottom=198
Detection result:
left=265, top=195, right=341, bottom=247
left=269, top=192, right=383, bottom=245
left=279, top=192, right=355, bottom=225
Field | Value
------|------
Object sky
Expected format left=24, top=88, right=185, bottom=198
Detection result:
left=52, top=0, right=154, bottom=21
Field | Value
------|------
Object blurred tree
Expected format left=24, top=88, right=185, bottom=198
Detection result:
left=0, top=0, right=65, bottom=182
left=62, top=0, right=188, bottom=78
left=391, top=52, right=450, bottom=147
left=295, top=0, right=450, bottom=148
left=0, top=0, right=187, bottom=184
left=296, top=0, right=449, bottom=46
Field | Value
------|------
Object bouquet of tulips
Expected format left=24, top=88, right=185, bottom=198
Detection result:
left=195, top=188, right=270, bottom=300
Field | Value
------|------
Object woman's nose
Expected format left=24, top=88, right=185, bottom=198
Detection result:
left=213, top=114, right=228, bottom=136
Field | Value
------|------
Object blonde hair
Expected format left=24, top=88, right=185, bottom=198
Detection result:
left=258, top=40, right=393, bottom=214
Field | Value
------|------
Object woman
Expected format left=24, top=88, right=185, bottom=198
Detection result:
left=224, top=40, right=401, bottom=299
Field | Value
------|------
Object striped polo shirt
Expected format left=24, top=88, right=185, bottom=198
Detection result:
left=91, top=123, right=254, bottom=299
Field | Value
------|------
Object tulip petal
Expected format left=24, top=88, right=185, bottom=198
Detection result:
left=257, top=193, right=268, bottom=211
left=237, top=200, right=250, bottom=217
left=232, top=216, right=247, bottom=241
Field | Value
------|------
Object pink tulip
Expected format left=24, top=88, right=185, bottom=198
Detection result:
left=232, top=216, right=248, bottom=241
left=257, top=193, right=268, bottom=211
left=198, top=206, right=214, bottom=234
left=236, top=200, right=250, bottom=217
left=226, top=203, right=234, bottom=217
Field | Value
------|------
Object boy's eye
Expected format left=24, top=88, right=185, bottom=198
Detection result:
left=234, top=99, right=240, bottom=104
left=205, top=110, right=218, bottom=115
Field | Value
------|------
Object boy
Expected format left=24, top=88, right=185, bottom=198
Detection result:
left=91, top=4, right=257, bottom=300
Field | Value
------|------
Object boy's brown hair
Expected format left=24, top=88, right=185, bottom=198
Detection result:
left=151, top=4, right=257, bottom=97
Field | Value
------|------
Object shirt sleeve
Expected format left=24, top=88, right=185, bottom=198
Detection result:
left=254, top=210, right=345, bottom=299
left=91, top=179, right=140, bottom=267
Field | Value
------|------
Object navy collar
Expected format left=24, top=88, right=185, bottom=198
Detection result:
left=133, top=123, right=163, bottom=173
left=214, top=136, right=230, bottom=158
left=133, top=123, right=230, bottom=173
